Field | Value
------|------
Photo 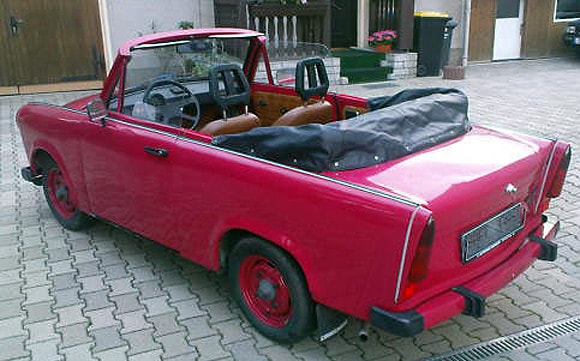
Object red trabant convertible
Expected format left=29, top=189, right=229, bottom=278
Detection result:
left=17, top=28, right=571, bottom=343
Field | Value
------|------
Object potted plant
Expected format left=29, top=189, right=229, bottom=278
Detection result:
left=368, top=29, right=397, bottom=53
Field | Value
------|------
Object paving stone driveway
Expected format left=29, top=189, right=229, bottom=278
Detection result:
left=1, top=57, right=579, bottom=361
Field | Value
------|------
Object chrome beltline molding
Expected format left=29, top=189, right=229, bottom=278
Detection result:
left=393, top=205, right=421, bottom=304
left=26, top=102, right=421, bottom=208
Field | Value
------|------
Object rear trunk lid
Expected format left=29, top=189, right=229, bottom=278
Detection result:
left=325, top=125, right=555, bottom=305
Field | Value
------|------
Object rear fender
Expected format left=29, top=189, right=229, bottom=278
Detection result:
left=208, top=216, right=318, bottom=296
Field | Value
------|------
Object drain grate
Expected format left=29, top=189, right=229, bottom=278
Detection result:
left=425, top=315, right=580, bottom=361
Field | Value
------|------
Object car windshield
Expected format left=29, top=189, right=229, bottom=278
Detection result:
left=124, top=37, right=252, bottom=92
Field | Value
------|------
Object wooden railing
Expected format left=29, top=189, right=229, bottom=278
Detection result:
left=215, top=0, right=331, bottom=49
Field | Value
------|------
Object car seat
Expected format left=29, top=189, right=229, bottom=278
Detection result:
left=199, top=64, right=261, bottom=136
left=272, top=57, right=333, bottom=127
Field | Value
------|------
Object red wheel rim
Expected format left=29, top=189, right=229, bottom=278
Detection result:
left=239, top=255, right=292, bottom=328
left=46, top=168, right=76, bottom=219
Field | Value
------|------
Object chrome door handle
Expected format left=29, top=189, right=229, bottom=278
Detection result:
left=144, top=147, right=168, bottom=157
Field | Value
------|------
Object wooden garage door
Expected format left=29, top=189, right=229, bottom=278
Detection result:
left=469, top=0, right=495, bottom=62
left=0, top=0, right=105, bottom=87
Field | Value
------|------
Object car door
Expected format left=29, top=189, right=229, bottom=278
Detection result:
left=82, top=110, right=181, bottom=249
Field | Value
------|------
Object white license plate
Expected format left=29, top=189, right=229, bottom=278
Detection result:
left=461, top=203, right=525, bottom=263
left=574, top=37, right=580, bottom=45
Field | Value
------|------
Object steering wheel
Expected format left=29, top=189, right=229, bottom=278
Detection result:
left=143, top=78, right=201, bottom=129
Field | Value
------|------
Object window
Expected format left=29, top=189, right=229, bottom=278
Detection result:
left=554, top=0, right=580, bottom=21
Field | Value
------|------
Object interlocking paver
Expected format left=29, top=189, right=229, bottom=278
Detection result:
left=118, top=309, right=153, bottom=334
left=107, top=277, right=136, bottom=297
left=24, top=301, right=55, bottom=324
left=55, top=304, right=86, bottom=328
left=51, top=272, right=77, bottom=291
left=0, top=336, right=30, bottom=360
left=192, top=335, right=232, bottom=361
left=52, top=287, right=82, bottom=309
left=0, top=298, right=24, bottom=319
left=172, top=298, right=207, bottom=320
left=24, top=319, right=59, bottom=344
left=75, top=261, right=101, bottom=278
left=111, top=292, right=143, bottom=315
left=224, top=340, right=268, bottom=361
left=103, top=264, right=131, bottom=281
left=212, top=319, right=252, bottom=345
left=58, top=322, right=92, bottom=348
left=93, top=345, right=128, bottom=361
left=82, top=289, right=114, bottom=312
left=139, top=280, right=166, bottom=299
left=85, top=307, right=120, bottom=331
left=147, top=312, right=185, bottom=337
left=0, top=282, right=23, bottom=301
left=79, top=275, right=107, bottom=294
left=142, top=296, right=174, bottom=317
left=90, top=325, right=128, bottom=353
left=181, top=316, right=218, bottom=341
left=59, top=343, right=96, bottom=360
left=26, top=338, right=61, bottom=361
left=155, top=331, right=194, bottom=359
left=0, top=316, right=26, bottom=339
left=0, top=256, right=20, bottom=271
left=123, top=328, right=162, bottom=356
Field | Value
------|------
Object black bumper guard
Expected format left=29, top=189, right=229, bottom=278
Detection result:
left=529, top=234, right=558, bottom=261
left=452, top=286, right=486, bottom=318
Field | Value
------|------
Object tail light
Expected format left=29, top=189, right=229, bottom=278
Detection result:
left=400, top=218, right=435, bottom=301
left=408, top=218, right=435, bottom=283
left=547, top=146, right=571, bottom=198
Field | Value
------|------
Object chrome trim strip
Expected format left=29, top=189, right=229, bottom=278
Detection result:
left=535, top=142, right=557, bottom=213
left=28, top=102, right=421, bottom=207
left=394, top=206, right=421, bottom=304
left=28, top=102, right=87, bottom=114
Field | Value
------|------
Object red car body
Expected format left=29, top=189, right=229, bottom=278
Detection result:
left=17, top=28, right=571, bottom=342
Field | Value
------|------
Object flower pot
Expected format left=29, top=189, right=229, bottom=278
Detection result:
left=374, top=44, right=392, bottom=53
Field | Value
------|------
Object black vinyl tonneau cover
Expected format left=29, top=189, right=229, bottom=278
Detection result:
left=213, top=88, right=470, bottom=172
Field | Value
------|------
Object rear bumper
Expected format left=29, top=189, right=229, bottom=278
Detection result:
left=370, top=218, right=559, bottom=337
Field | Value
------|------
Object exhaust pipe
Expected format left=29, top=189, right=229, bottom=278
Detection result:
left=359, top=323, right=370, bottom=342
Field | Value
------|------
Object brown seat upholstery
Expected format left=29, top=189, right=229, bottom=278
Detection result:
left=198, top=112, right=260, bottom=136
left=272, top=101, right=334, bottom=127
left=272, top=57, right=334, bottom=127
left=199, top=63, right=261, bottom=136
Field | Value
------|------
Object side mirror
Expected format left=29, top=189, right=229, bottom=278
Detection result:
left=87, top=98, right=107, bottom=126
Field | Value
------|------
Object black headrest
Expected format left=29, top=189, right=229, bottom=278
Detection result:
left=295, top=57, right=329, bottom=102
left=209, top=64, right=251, bottom=111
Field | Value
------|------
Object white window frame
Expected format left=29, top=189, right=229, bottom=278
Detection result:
left=553, top=0, right=580, bottom=23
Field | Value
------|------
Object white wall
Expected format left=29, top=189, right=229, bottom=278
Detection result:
left=99, top=0, right=215, bottom=69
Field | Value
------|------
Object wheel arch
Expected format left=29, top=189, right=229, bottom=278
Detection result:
left=29, top=143, right=91, bottom=214
left=216, top=227, right=317, bottom=299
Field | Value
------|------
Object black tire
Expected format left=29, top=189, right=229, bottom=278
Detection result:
left=228, top=237, right=315, bottom=343
left=42, top=160, right=94, bottom=231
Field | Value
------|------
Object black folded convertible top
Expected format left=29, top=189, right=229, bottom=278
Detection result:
left=212, top=88, right=470, bottom=172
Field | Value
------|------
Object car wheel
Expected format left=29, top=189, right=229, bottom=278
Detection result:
left=42, top=160, right=94, bottom=231
left=229, top=237, right=315, bottom=343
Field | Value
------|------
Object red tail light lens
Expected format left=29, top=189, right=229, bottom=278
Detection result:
left=547, top=146, right=571, bottom=198
left=408, top=218, right=435, bottom=283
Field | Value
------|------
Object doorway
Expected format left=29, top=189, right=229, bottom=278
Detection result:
left=493, top=0, right=525, bottom=60
left=0, top=0, right=105, bottom=89
left=331, top=0, right=358, bottom=48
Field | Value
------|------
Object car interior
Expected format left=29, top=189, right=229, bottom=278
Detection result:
left=114, top=38, right=369, bottom=137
